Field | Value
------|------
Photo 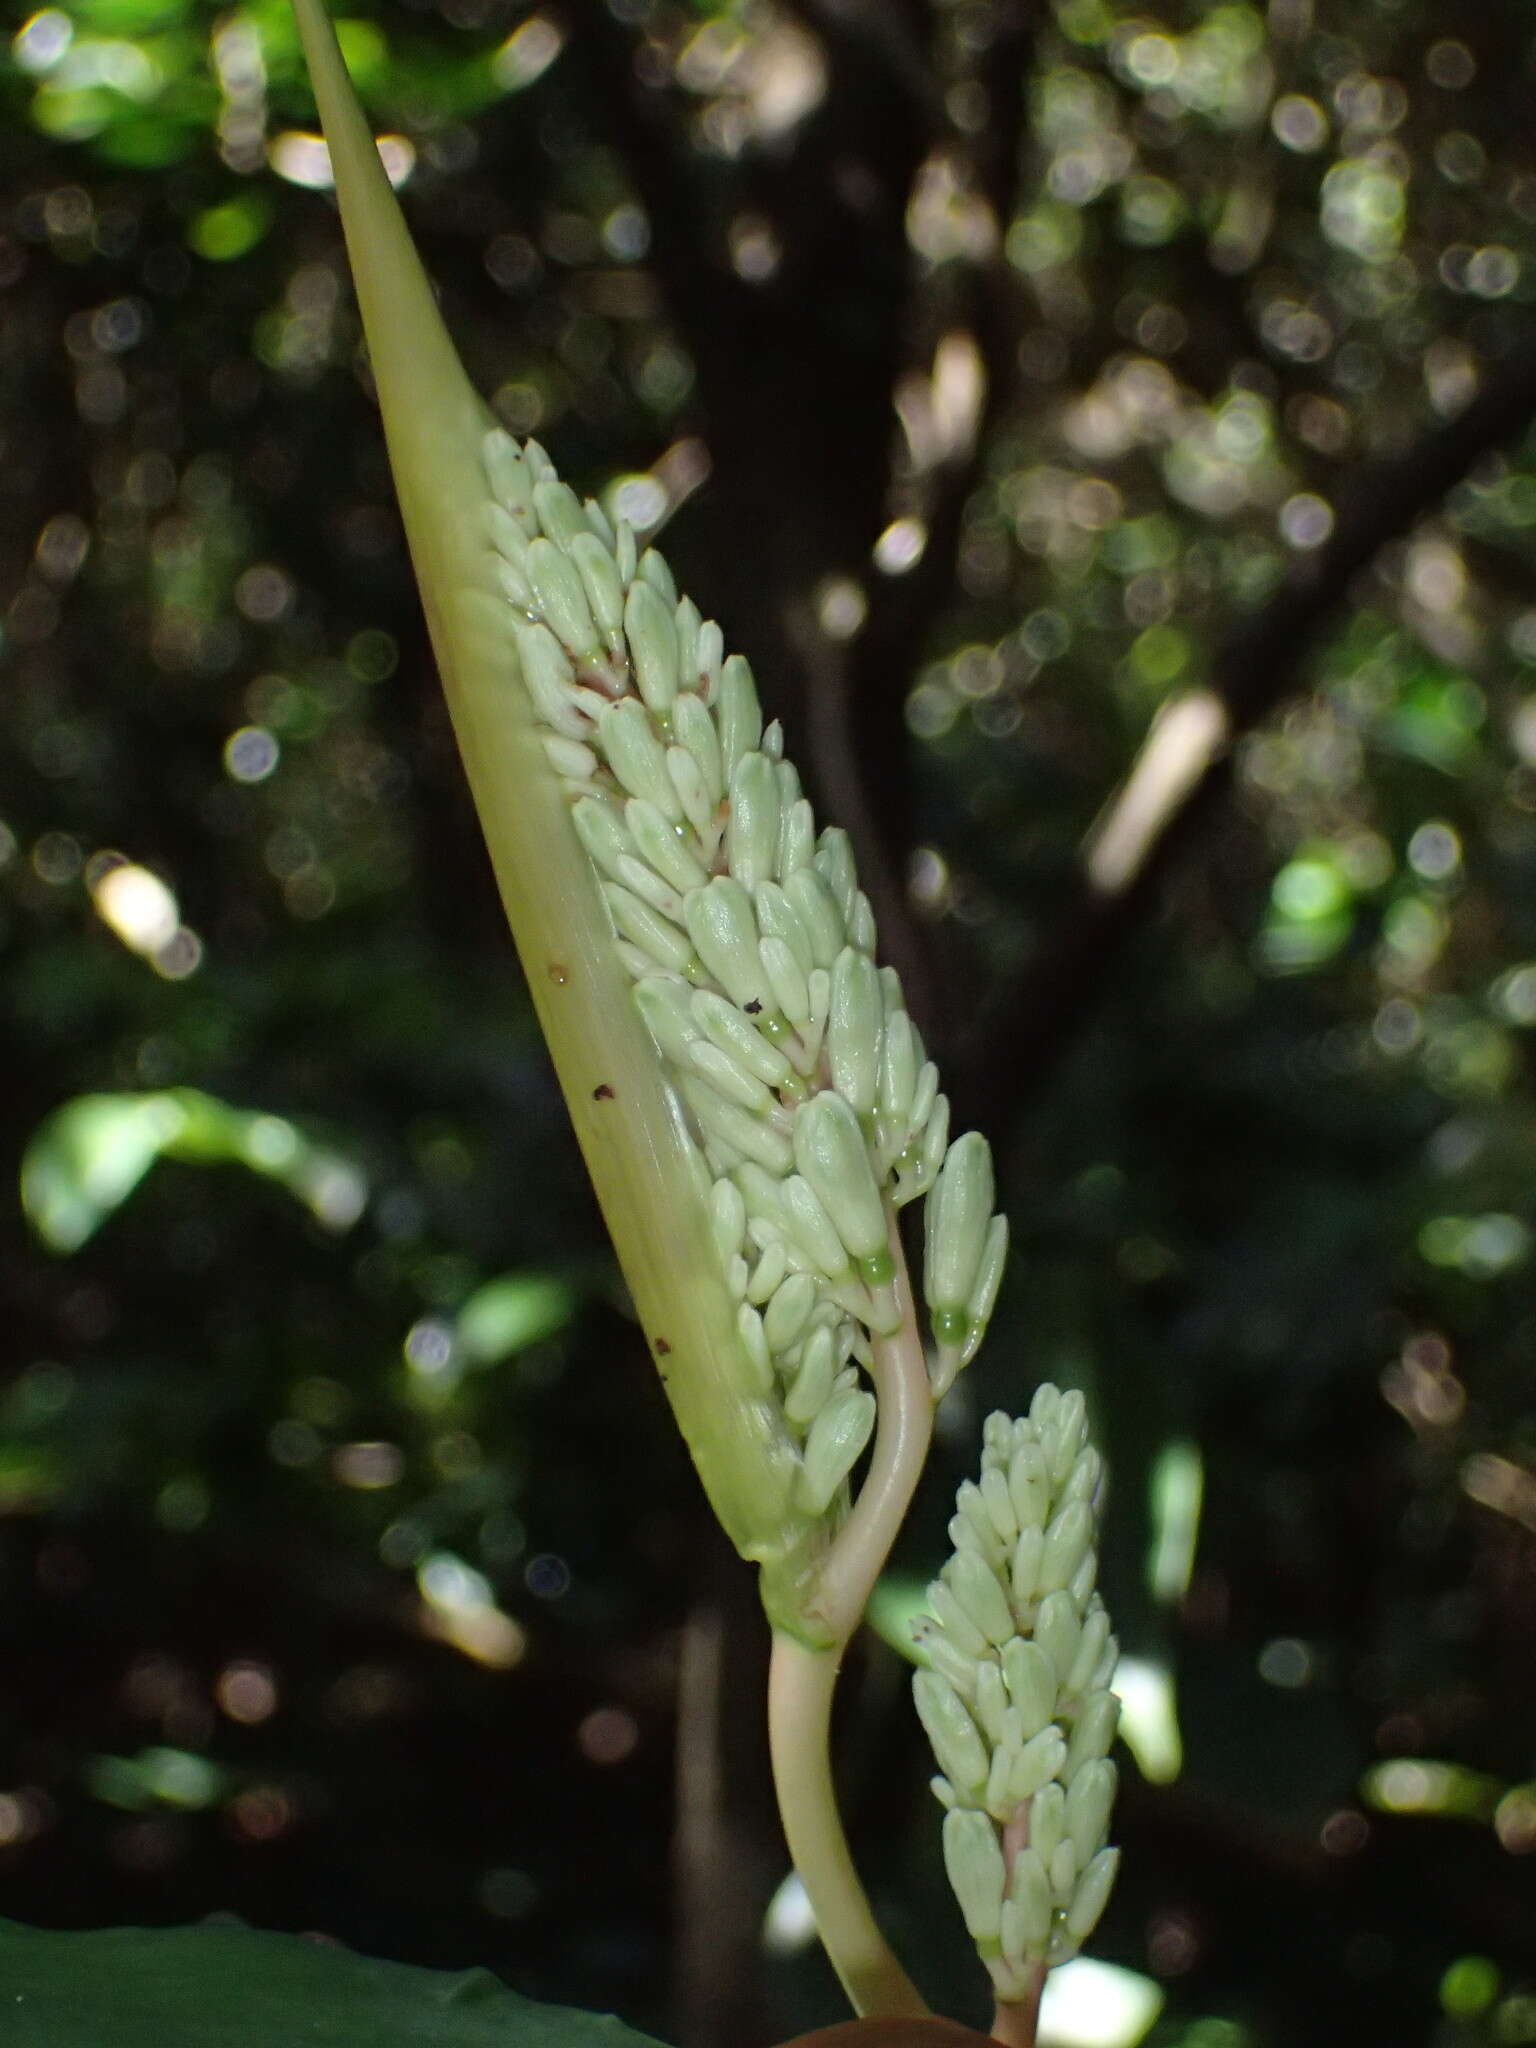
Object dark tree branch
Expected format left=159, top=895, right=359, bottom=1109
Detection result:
left=670, top=1524, right=778, bottom=2048
left=795, top=0, right=1040, bottom=1042
left=957, top=337, right=1536, bottom=1139
left=776, top=0, right=947, bottom=129
left=561, top=9, right=731, bottom=360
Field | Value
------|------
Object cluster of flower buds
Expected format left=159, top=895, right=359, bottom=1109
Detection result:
left=478, top=427, right=1009, bottom=1519
left=912, top=1386, right=1120, bottom=2001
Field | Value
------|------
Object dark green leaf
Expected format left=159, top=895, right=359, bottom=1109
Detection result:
left=0, top=1918, right=669, bottom=2046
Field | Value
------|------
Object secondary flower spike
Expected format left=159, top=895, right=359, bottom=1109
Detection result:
left=914, top=1386, right=1122, bottom=2007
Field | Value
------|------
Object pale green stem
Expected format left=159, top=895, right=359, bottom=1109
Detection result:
left=767, top=1207, right=934, bottom=2016
left=994, top=1800, right=1046, bottom=2044
left=991, top=1966, right=1046, bottom=2048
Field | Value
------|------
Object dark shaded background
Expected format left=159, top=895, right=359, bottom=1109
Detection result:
left=2, top=1, right=1535, bottom=2044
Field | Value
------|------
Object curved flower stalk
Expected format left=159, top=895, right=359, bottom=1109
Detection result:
left=288, top=0, right=1016, bottom=2018
left=913, top=1386, right=1121, bottom=2046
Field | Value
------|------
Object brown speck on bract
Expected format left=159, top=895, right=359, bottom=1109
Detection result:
left=654, top=1337, right=672, bottom=1355
left=547, top=962, right=569, bottom=984
left=744, top=998, right=762, bottom=1014
left=593, top=1083, right=615, bottom=1100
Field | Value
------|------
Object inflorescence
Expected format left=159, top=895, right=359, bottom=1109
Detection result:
left=913, top=1386, right=1121, bottom=2001
left=477, top=427, right=1008, bottom=1525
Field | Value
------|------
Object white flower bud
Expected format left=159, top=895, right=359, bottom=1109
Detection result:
left=716, top=654, right=762, bottom=777
left=521, top=436, right=556, bottom=481
left=695, top=618, right=723, bottom=689
left=914, top=1673, right=989, bottom=1801
left=511, top=619, right=585, bottom=740
left=679, top=1076, right=793, bottom=1178
left=605, top=883, right=695, bottom=976
left=543, top=735, right=597, bottom=782
left=777, top=1173, right=851, bottom=1279
left=759, top=937, right=810, bottom=1031
left=912, top=1618, right=981, bottom=1698
left=666, top=744, right=715, bottom=843
left=944, top=1548, right=1016, bottom=1649
left=482, top=429, right=536, bottom=522
left=745, top=1240, right=789, bottom=1305
left=1008, top=1440, right=1051, bottom=1532
left=726, top=752, right=782, bottom=892
left=1064, top=1603, right=1111, bottom=1699
left=735, top=1302, right=771, bottom=1393
left=827, top=947, right=882, bottom=1117
left=490, top=545, right=534, bottom=612
left=1064, top=1690, right=1120, bottom=1778
left=954, top=1480, right=1006, bottom=1563
left=1064, top=1847, right=1119, bottom=1947
left=637, top=546, right=676, bottom=605
left=531, top=477, right=588, bottom=546
left=614, top=516, right=637, bottom=585
left=679, top=879, right=763, bottom=1013
left=1000, top=1639, right=1056, bottom=1740
left=815, top=827, right=857, bottom=921
left=879, top=1008, right=920, bottom=1133
left=961, top=1215, right=1009, bottom=1365
left=926, top=1580, right=990, bottom=1662
left=687, top=1038, right=774, bottom=1117
left=600, top=698, right=680, bottom=818
left=1038, top=1500, right=1095, bottom=1597
left=1006, top=1725, right=1067, bottom=1805
left=565, top=530, right=626, bottom=643
left=924, top=1132, right=996, bottom=1342
left=1065, top=1759, right=1117, bottom=1868
left=785, top=1324, right=836, bottom=1427
left=971, top=1659, right=1009, bottom=1746
left=669, top=689, right=722, bottom=805
left=691, top=991, right=793, bottom=1089
left=582, top=495, right=614, bottom=548
left=633, top=977, right=702, bottom=1065
left=763, top=1271, right=817, bottom=1354
left=792, top=1093, right=888, bottom=1269
left=1047, top=1391, right=1088, bottom=1484
left=527, top=536, right=600, bottom=660
left=1030, top=1782, right=1065, bottom=1869
left=781, top=795, right=815, bottom=876
left=783, top=866, right=844, bottom=969
left=753, top=881, right=812, bottom=974
left=1034, top=1590, right=1081, bottom=1691
left=615, top=852, right=684, bottom=925
left=673, top=595, right=701, bottom=682
left=710, top=1178, right=746, bottom=1264
left=1009, top=1526, right=1043, bottom=1608
left=625, top=798, right=709, bottom=897
left=980, top=1467, right=1019, bottom=1545
left=1061, top=1445, right=1104, bottom=1507
left=797, top=1385, right=875, bottom=1514
left=1003, top=1847, right=1053, bottom=1960
left=942, top=1808, right=1007, bottom=1943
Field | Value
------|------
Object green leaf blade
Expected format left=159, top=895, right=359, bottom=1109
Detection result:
left=0, top=1917, right=669, bottom=2046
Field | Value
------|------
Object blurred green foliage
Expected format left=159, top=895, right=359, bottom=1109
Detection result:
left=2, top=0, right=1535, bottom=2044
